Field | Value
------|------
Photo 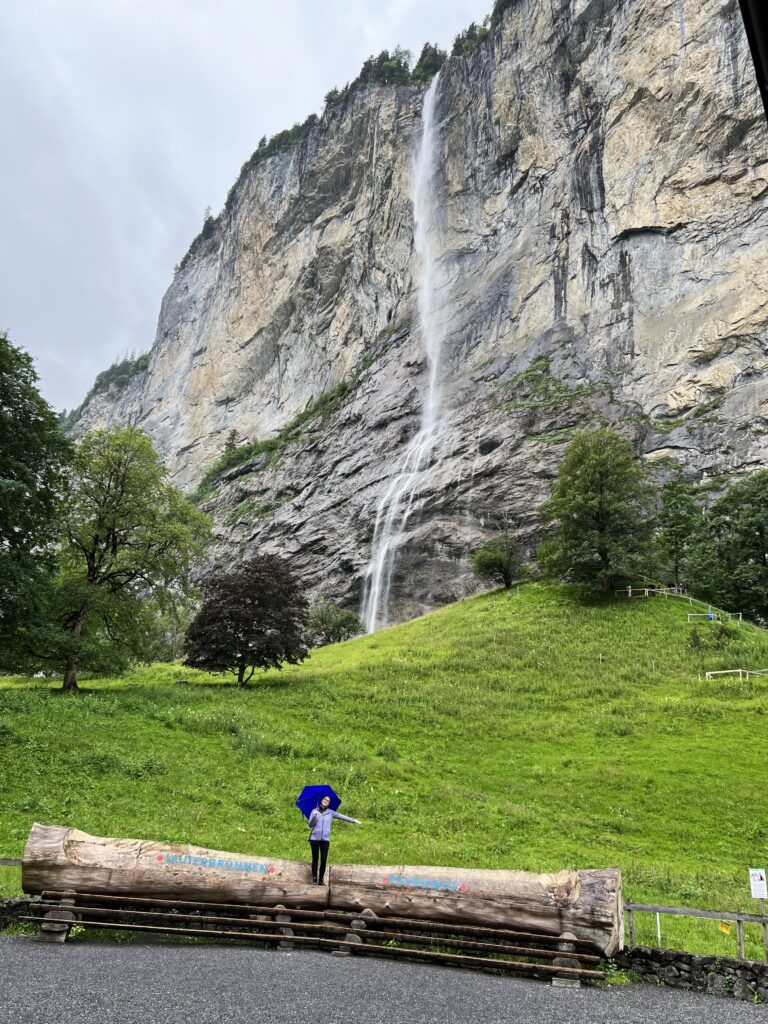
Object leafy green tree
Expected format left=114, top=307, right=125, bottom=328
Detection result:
left=412, top=43, right=447, bottom=83
left=0, top=332, right=70, bottom=660
left=35, top=427, right=210, bottom=690
left=471, top=530, right=526, bottom=589
left=142, top=593, right=201, bottom=664
left=686, top=471, right=768, bottom=622
left=654, top=475, right=702, bottom=586
left=538, top=429, right=656, bottom=590
left=309, top=601, right=362, bottom=646
left=184, top=555, right=309, bottom=686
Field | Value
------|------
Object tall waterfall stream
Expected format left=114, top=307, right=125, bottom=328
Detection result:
left=361, top=75, right=445, bottom=633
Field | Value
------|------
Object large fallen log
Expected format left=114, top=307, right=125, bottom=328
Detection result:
left=329, top=862, right=623, bottom=955
left=22, top=824, right=623, bottom=953
left=22, top=823, right=326, bottom=908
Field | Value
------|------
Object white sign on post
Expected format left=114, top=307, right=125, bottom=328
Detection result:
left=749, top=868, right=767, bottom=900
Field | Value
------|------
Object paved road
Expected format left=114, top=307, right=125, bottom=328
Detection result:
left=1, top=936, right=766, bottom=1024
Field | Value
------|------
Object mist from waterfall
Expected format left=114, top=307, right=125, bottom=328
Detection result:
left=361, top=74, right=445, bottom=634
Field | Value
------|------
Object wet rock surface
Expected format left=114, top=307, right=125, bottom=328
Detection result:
left=74, top=0, right=768, bottom=620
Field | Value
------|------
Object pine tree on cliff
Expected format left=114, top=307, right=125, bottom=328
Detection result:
left=537, top=429, right=655, bottom=590
left=411, top=43, right=447, bottom=83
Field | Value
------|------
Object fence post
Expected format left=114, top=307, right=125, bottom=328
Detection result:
left=761, top=899, right=768, bottom=963
left=737, top=919, right=745, bottom=960
left=656, top=913, right=661, bottom=948
left=628, top=907, right=635, bottom=947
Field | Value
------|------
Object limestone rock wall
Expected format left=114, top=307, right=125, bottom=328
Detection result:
left=74, top=0, right=768, bottom=620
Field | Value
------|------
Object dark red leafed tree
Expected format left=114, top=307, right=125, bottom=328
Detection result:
left=184, top=555, right=310, bottom=686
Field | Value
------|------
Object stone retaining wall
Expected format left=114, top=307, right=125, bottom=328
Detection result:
left=617, top=946, right=768, bottom=1003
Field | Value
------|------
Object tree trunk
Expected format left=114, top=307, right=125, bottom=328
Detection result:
left=61, top=608, right=87, bottom=691
left=22, top=824, right=623, bottom=954
left=62, top=658, right=79, bottom=692
left=330, top=862, right=624, bottom=955
left=22, top=823, right=326, bottom=908
left=237, top=662, right=246, bottom=687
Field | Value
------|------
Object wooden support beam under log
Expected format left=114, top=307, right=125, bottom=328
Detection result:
left=22, top=824, right=623, bottom=955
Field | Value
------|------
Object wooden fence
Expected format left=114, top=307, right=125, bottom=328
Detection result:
left=704, top=669, right=768, bottom=681
left=625, top=900, right=768, bottom=962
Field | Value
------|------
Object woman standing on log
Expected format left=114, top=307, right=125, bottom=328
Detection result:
left=308, top=795, right=361, bottom=885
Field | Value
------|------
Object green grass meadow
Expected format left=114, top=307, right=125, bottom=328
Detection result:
left=2, top=583, right=768, bottom=958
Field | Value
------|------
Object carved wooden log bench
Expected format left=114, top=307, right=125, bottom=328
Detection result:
left=22, top=824, right=623, bottom=982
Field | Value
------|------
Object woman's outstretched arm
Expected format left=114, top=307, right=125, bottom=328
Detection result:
left=331, top=811, right=362, bottom=824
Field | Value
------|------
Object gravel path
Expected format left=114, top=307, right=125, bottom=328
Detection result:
left=1, top=936, right=766, bottom=1024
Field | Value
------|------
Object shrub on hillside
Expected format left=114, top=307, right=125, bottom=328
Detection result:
left=471, top=530, right=527, bottom=589
left=309, top=601, right=363, bottom=646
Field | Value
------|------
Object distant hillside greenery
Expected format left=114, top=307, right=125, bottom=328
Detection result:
left=177, top=1, right=519, bottom=272
left=60, top=352, right=149, bottom=432
left=3, top=583, right=768, bottom=959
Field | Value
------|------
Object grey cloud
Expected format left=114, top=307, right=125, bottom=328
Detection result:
left=1, top=0, right=487, bottom=410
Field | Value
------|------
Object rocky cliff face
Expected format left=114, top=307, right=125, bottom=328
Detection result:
left=75, top=0, right=768, bottom=623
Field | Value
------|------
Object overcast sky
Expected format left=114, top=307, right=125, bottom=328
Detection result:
left=1, top=0, right=488, bottom=412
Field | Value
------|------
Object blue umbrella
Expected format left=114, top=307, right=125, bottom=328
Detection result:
left=296, top=784, right=341, bottom=820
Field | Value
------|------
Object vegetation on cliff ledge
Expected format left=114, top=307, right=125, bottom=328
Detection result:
left=176, top=0, right=520, bottom=270
left=59, top=351, right=149, bottom=432
left=194, top=377, right=357, bottom=502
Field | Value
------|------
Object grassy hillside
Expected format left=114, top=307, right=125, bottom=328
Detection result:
left=2, top=583, right=768, bottom=956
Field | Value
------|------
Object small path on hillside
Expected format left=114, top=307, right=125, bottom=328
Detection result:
left=1, top=937, right=765, bottom=1024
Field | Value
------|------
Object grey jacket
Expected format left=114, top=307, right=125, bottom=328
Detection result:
left=308, top=807, right=360, bottom=841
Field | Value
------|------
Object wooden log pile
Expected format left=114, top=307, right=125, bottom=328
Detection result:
left=22, top=824, right=623, bottom=954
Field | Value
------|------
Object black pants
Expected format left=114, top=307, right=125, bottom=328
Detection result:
left=309, top=839, right=329, bottom=883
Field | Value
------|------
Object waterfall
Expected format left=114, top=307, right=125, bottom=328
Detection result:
left=361, top=74, right=445, bottom=634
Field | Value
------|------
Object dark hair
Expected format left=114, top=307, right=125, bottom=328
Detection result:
left=318, top=795, right=331, bottom=808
